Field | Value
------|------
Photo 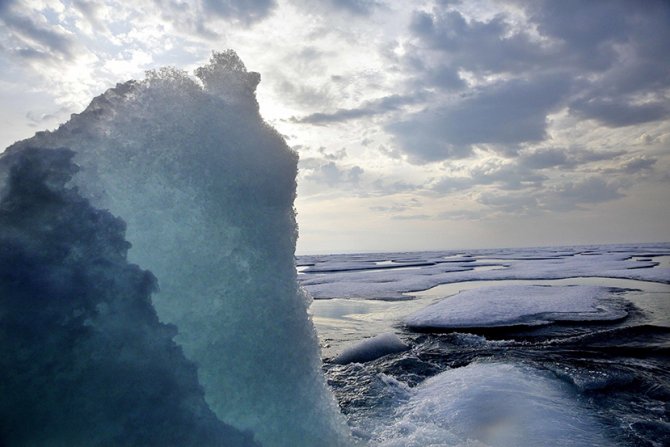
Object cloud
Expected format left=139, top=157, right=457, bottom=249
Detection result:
left=201, top=0, right=276, bottom=23
left=518, top=148, right=569, bottom=170
left=520, top=0, right=628, bottom=71
left=148, top=0, right=277, bottom=38
left=369, top=178, right=421, bottom=196
left=431, top=160, right=546, bottom=194
left=369, top=198, right=422, bottom=214
left=543, top=176, right=624, bottom=211
left=0, top=6, right=77, bottom=62
left=302, top=160, right=364, bottom=186
left=294, top=0, right=382, bottom=16
left=390, top=213, right=431, bottom=221
left=318, top=147, right=347, bottom=160
left=387, top=76, right=569, bottom=163
left=385, top=1, right=670, bottom=163
left=521, top=0, right=670, bottom=125
left=478, top=191, right=540, bottom=214
left=409, top=8, right=551, bottom=74
left=518, top=147, right=626, bottom=170
left=478, top=176, right=625, bottom=214
left=437, top=209, right=485, bottom=221
left=71, top=0, right=106, bottom=31
left=605, top=156, right=657, bottom=175
left=292, top=94, right=417, bottom=125
left=569, top=97, right=669, bottom=127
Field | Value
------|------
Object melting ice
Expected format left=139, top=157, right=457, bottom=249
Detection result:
left=303, top=245, right=670, bottom=446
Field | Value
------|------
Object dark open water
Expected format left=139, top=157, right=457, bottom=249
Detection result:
left=307, top=269, right=670, bottom=446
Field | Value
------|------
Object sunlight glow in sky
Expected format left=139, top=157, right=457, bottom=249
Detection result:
left=1, top=0, right=669, bottom=254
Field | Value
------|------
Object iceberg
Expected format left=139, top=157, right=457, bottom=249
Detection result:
left=0, top=51, right=351, bottom=447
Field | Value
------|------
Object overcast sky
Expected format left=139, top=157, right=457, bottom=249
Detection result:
left=1, top=0, right=669, bottom=254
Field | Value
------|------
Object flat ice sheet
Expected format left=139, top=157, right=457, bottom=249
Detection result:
left=404, top=285, right=626, bottom=329
left=298, top=243, right=670, bottom=300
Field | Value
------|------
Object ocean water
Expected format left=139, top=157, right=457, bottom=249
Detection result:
left=300, top=243, right=670, bottom=446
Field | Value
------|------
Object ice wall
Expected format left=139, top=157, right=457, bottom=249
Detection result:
left=1, top=51, right=351, bottom=447
left=0, top=147, right=258, bottom=446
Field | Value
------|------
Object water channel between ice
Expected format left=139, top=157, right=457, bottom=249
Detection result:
left=310, top=276, right=670, bottom=359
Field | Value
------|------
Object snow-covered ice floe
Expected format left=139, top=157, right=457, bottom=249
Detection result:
left=298, top=243, right=670, bottom=300
left=372, top=362, right=612, bottom=447
left=404, top=285, right=627, bottom=330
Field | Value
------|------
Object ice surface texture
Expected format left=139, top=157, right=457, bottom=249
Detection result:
left=0, top=148, right=258, bottom=446
left=2, top=51, right=350, bottom=447
left=373, top=362, right=611, bottom=447
left=404, top=285, right=627, bottom=330
left=333, top=333, right=409, bottom=364
left=299, top=245, right=670, bottom=300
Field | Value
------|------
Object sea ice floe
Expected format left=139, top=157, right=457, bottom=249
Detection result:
left=298, top=244, right=670, bottom=300
left=404, top=285, right=627, bottom=330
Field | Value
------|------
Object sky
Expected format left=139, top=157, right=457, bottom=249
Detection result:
left=0, top=0, right=669, bottom=254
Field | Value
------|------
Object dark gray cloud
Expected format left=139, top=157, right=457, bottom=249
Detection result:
left=620, top=157, right=657, bottom=174
left=522, top=0, right=670, bottom=125
left=432, top=162, right=546, bottom=194
left=478, top=191, right=540, bottom=214
left=388, top=76, right=569, bottom=163
left=429, top=145, right=643, bottom=204
left=569, top=97, right=669, bottom=128
left=602, top=156, right=658, bottom=175
left=543, top=177, right=624, bottom=211
left=384, top=1, right=670, bottom=163
left=518, top=147, right=626, bottom=170
left=0, top=5, right=76, bottom=62
left=0, top=0, right=15, bottom=13
left=409, top=8, right=551, bottom=74
left=477, top=176, right=625, bottom=214
left=202, top=0, right=276, bottom=23
left=294, top=0, right=382, bottom=16
left=71, top=0, right=105, bottom=30
left=301, top=159, right=364, bottom=187
left=521, top=0, right=628, bottom=71
left=519, top=148, right=569, bottom=170
left=293, top=94, right=418, bottom=125
left=150, top=0, right=276, bottom=38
